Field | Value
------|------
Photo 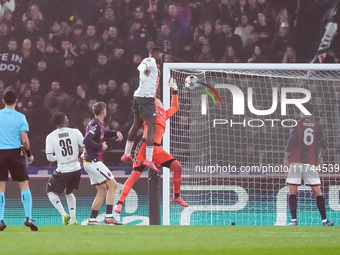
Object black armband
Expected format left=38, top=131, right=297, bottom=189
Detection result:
left=25, top=149, right=32, bottom=157
left=173, top=90, right=178, bottom=94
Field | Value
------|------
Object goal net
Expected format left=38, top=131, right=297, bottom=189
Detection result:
left=162, top=63, right=340, bottom=226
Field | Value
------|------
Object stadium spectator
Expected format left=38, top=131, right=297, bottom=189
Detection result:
left=35, top=36, right=46, bottom=58
left=48, top=21, right=66, bottom=51
left=156, top=24, right=178, bottom=56
left=88, top=52, right=112, bottom=93
left=254, top=12, right=273, bottom=47
left=71, top=0, right=98, bottom=27
left=221, top=22, right=243, bottom=58
left=44, top=81, right=70, bottom=116
left=16, top=85, right=33, bottom=114
left=69, top=24, right=84, bottom=46
left=220, top=45, right=241, bottom=63
left=199, top=0, right=219, bottom=23
left=105, top=98, right=121, bottom=126
left=256, top=0, right=275, bottom=23
left=33, top=58, right=56, bottom=95
left=20, top=38, right=39, bottom=83
left=96, top=5, right=120, bottom=35
left=94, top=80, right=110, bottom=103
left=29, top=77, right=43, bottom=98
left=217, top=0, right=233, bottom=23
left=162, top=4, right=190, bottom=48
left=110, top=47, right=127, bottom=84
left=78, top=25, right=102, bottom=52
left=282, top=45, right=297, bottom=63
left=177, top=41, right=195, bottom=62
left=269, top=22, right=294, bottom=62
left=2, top=8, right=18, bottom=36
left=116, top=81, right=133, bottom=123
left=129, top=6, right=157, bottom=40
left=20, top=19, right=40, bottom=43
left=0, top=22, right=9, bottom=51
left=68, top=83, right=89, bottom=129
left=107, top=79, right=119, bottom=99
left=247, top=45, right=269, bottom=63
left=74, top=41, right=96, bottom=83
left=104, top=26, right=124, bottom=53
left=234, top=14, right=254, bottom=47
left=196, top=43, right=215, bottom=63
left=0, top=0, right=15, bottom=23
left=232, top=0, right=250, bottom=24
left=125, top=20, right=150, bottom=60
left=60, top=38, right=77, bottom=59
left=58, top=55, right=79, bottom=96
left=246, top=0, right=258, bottom=25
left=43, top=42, right=63, bottom=76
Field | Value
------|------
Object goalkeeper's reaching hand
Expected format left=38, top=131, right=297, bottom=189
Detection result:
left=168, top=77, right=178, bottom=91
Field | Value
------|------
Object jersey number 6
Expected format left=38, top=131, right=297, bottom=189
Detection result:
left=303, top=128, right=314, bottom=146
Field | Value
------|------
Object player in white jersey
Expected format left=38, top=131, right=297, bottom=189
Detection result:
left=45, top=112, right=84, bottom=225
left=121, top=47, right=162, bottom=172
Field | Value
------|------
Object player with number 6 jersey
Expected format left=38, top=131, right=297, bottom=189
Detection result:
left=284, top=102, right=333, bottom=227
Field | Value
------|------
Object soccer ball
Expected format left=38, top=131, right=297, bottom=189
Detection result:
left=185, top=75, right=198, bottom=90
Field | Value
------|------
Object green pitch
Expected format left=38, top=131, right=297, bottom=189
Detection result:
left=0, top=226, right=339, bottom=255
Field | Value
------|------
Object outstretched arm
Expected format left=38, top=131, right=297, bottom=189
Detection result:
left=166, top=78, right=179, bottom=119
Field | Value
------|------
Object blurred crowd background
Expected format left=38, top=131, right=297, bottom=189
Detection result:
left=0, top=0, right=339, bottom=166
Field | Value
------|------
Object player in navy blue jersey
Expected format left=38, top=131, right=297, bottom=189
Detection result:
left=284, top=102, right=334, bottom=226
left=83, top=101, right=123, bottom=225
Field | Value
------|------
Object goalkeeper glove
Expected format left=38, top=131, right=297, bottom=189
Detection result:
left=168, top=77, right=178, bottom=93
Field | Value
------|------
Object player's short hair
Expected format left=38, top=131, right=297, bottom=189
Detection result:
left=3, top=89, right=17, bottom=105
left=92, top=101, right=106, bottom=115
left=52, top=112, right=66, bottom=126
left=149, top=46, right=162, bottom=57
left=303, top=102, right=314, bottom=115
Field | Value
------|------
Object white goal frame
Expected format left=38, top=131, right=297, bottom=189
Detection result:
left=162, top=63, right=340, bottom=225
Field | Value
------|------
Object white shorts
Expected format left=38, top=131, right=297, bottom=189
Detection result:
left=84, top=160, right=114, bottom=185
left=286, top=163, right=321, bottom=186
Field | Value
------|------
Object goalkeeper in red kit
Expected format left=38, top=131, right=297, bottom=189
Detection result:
left=114, top=78, right=188, bottom=213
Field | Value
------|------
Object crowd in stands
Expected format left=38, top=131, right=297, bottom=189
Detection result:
left=0, top=0, right=339, bottom=166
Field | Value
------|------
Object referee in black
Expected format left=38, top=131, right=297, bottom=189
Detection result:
left=0, top=89, right=38, bottom=231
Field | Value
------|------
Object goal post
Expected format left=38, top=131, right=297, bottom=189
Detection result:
left=162, top=63, right=340, bottom=226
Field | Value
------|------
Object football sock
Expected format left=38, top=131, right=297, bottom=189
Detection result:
left=65, top=193, right=76, bottom=220
left=90, top=210, right=99, bottom=220
left=145, top=146, right=154, bottom=162
left=118, top=171, right=142, bottom=203
left=124, top=141, right=134, bottom=157
left=174, top=193, right=180, bottom=199
left=316, top=195, right=327, bottom=220
left=0, top=192, right=5, bottom=221
left=21, top=190, right=32, bottom=219
left=48, top=192, right=66, bottom=216
left=288, top=194, right=297, bottom=220
left=170, top=160, right=182, bottom=194
left=106, top=204, right=113, bottom=216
